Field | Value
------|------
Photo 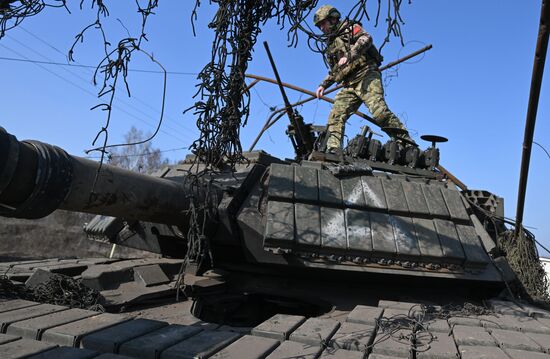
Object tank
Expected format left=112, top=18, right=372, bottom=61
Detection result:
left=2, top=124, right=549, bottom=359
left=0, top=124, right=511, bottom=284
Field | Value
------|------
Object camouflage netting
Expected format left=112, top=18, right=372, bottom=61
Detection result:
left=358, top=302, right=495, bottom=354
left=188, top=0, right=409, bottom=171
left=0, top=0, right=68, bottom=39
left=463, top=193, right=549, bottom=305
left=180, top=0, right=324, bottom=276
left=182, top=0, right=409, bottom=273
left=1, top=0, right=410, bottom=277
left=498, top=228, right=550, bottom=304
left=187, top=0, right=318, bottom=170
left=0, top=272, right=103, bottom=311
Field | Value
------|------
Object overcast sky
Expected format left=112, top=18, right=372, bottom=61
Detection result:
left=1, top=1, right=549, bottom=251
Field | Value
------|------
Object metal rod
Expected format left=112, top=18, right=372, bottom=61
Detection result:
left=263, top=41, right=313, bottom=155
left=245, top=74, right=319, bottom=100
left=379, top=44, right=433, bottom=71
left=436, top=164, right=467, bottom=191
left=243, top=79, right=261, bottom=93
left=245, top=77, right=377, bottom=151
left=263, top=44, right=299, bottom=114
left=247, top=44, right=433, bottom=150
left=515, top=0, right=549, bottom=233
left=244, top=74, right=374, bottom=121
left=246, top=45, right=432, bottom=110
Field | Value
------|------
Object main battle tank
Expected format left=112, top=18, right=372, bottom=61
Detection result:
left=3, top=124, right=550, bottom=359
left=0, top=125, right=511, bottom=287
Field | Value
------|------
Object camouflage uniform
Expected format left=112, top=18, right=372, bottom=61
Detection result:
left=319, top=20, right=411, bottom=150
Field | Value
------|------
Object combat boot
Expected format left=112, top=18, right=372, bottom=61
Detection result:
left=324, top=147, right=344, bottom=162
left=382, top=126, right=417, bottom=147
left=396, top=132, right=417, bottom=147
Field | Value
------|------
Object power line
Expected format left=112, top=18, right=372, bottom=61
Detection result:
left=252, top=86, right=277, bottom=111
left=1, top=42, right=189, bottom=144
left=17, top=26, right=198, bottom=134
left=6, top=35, right=97, bottom=86
left=4, top=33, right=196, bottom=137
left=0, top=54, right=198, bottom=76
left=2, top=33, right=196, bottom=140
left=84, top=146, right=187, bottom=159
left=0, top=43, right=190, bottom=145
left=0, top=43, right=97, bottom=99
left=534, top=141, right=550, bottom=161
left=9, top=25, right=198, bottom=78
left=0, top=54, right=198, bottom=134
left=19, top=26, right=69, bottom=59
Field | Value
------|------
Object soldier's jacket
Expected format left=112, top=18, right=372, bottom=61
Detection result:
left=320, top=20, right=383, bottom=88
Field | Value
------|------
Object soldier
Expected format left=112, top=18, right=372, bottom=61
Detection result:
left=314, top=5, right=414, bottom=153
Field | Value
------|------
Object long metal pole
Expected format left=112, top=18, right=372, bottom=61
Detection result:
left=515, top=0, right=549, bottom=233
left=437, top=164, right=467, bottom=191
left=245, top=44, right=433, bottom=118
left=245, top=73, right=376, bottom=122
left=378, top=44, right=432, bottom=71
left=246, top=44, right=433, bottom=151
left=263, top=41, right=312, bottom=154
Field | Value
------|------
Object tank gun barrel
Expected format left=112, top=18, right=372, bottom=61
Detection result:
left=0, top=127, right=191, bottom=225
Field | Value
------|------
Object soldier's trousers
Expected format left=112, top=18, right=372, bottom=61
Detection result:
left=325, top=70, right=407, bottom=150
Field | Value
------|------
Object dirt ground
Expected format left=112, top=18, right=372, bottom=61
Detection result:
left=0, top=210, right=157, bottom=261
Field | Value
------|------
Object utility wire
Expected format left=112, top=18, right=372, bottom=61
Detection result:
left=0, top=54, right=198, bottom=134
left=17, top=25, right=198, bottom=134
left=252, top=87, right=277, bottom=111
left=19, top=25, right=69, bottom=59
left=2, top=36, right=192, bottom=140
left=0, top=43, right=189, bottom=144
left=4, top=33, right=197, bottom=136
left=84, top=146, right=187, bottom=159
left=533, top=141, right=550, bottom=161
left=0, top=54, right=198, bottom=75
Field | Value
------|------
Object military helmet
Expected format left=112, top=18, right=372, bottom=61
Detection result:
left=313, top=5, right=341, bottom=26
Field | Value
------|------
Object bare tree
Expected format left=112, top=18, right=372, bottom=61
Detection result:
left=107, top=126, right=169, bottom=173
